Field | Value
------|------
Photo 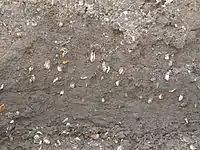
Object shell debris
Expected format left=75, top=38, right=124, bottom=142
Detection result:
left=118, top=67, right=124, bottom=74
left=0, top=84, right=4, bottom=90
left=116, top=80, right=120, bottom=86
left=164, top=54, right=170, bottom=60
left=102, top=61, right=110, bottom=73
left=90, top=50, right=95, bottom=62
left=29, top=75, right=36, bottom=83
left=164, top=70, right=171, bottom=81
left=60, top=90, right=64, bottom=95
left=178, top=94, right=184, bottom=101
left=0, top=104, right=5, bottom=114
left=44, top=60, right=51, bottom=69
left=57, top=66, right=62, bottom=72
left=53, top=77, right=59, bottom=83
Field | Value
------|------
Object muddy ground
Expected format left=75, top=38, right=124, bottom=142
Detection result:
left=0, top=0, right=200, bottom=149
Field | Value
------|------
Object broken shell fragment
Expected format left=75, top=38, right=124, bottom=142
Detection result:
left=178, top=94, right=184, bottom=101
left=0, top=84, right=4, bottom=90
left=44, top=60, right=51, bottom=69
left=90, top=50, right=95, bottom=62
left=57, top=66, right=62, bottom=72
left=164, top=70, right=171, bottom=81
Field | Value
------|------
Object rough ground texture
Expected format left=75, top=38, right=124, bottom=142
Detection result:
left=0, top=0, right=200, bottom=149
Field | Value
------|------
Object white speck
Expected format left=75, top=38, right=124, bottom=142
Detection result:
left=44, top=60, right=51, bottom=69
left=43, top=137, right=50, bottom=145
left=118, top=67, right=124, bottom=74
left=31, top=22, right=37, bottom=27
left=58, top=22, right=63, bottom=27
left=168, top=60, right=173, bottom=66
left=90, top=51, right=95, bottom=62
left=29, top=66, right=34, bottom=72
left=169, top=88, right=176, bottom=93
left=102, top=61, right=110, bottom=73
left=0, top=84, right=4, bottom=90
left=164, top=70, right=171, bottom=81
left=174, top=24, right=178, bottom=27
left=62, top=117, right=69, bottom=123
left=184, top=118, right=189, bottom=124
left=53, top=77, right=59, bottom=83
left=66, top=122, right=70, bottom=126
left=70, top=82, right=75, bottom=88
left=80, top=76, right=88, bottom=80
left=148, top=97, right=153, bottom=104
left=101, top=76, right=104, bottom=80
left=117, top=145, right=123, bottom=150
left=10, top=120, right=14, bottom=124
left=104, top=17, right=109, bottom=22
left=60, top=90, right=64, bottom=95
left=158, top=94, right=163, bottom=99
left=178, top=94, right=184, bottom=101
left=102, top=62, right=107, bottom=72
left=165, top=54, right=170, bottom=60
left=75, top=137, right=81, bottom=141
left=101, top=98, right=105, bottom=102
left=194, top=103, right=197, bottom=108
left=60, top=48, right=68, bottom=57
left=29, top=75, right=36, bottom=83
left=190, top=145, right=196, bottom=150
left=51, top=0, right=54, bottom=6
left=57, top=66, right=62, bottom=72
left=116, top=80, right=120, bottom=86
left=16, top=111, right=20, bottom=115
left=182, top=26, right=186, bottom=30
left=57, top=140, right=61, bottom=146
